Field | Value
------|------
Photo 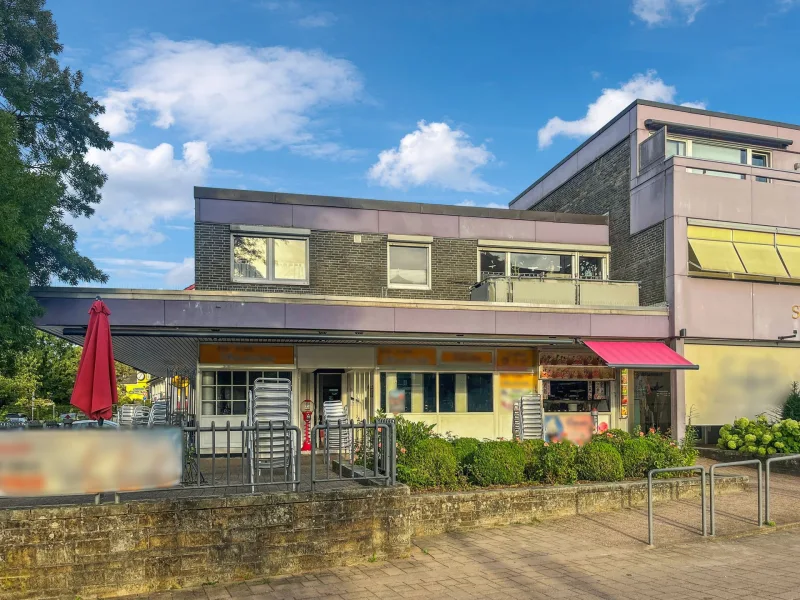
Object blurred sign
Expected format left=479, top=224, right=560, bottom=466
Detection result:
left=439, top=350, right=493, bottom=365
left=496, top=348, right=535, bottom=371
left=0, top=429, right=182, bottom=497
left=388, top=389, right=407, bottom=414
left=377, top=347, right=436, bottom=366
left=544, top=414, right=593, bottom=445
left=199, top=344, right=294, bottom=365
left=499, top=373, right=536, bottom=412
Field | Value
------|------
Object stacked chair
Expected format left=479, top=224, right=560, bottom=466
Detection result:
left=247, top=378, right=295, bottom=484
left=147, top=401, right=169, bottom=426
left=322, top=400, right=351, bottom=452
left=516, top=394, right=545, bottom=441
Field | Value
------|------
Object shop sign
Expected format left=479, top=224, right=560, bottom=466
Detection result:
left=496, top=348, right=535, bottom=371
left=0, top=429, right=182, bottom=497
left=620, top=369, right=629, bottom=419
left=499, top=373, right=536, bottom=412
left=377, top=347, right=437, bottom=366
left=199, top=344, right=294, bottom=365
left=544, top=414, right=593, bottom=445
left=440, top=350, right=493, bottom=365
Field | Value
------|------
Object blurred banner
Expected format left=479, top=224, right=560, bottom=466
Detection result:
left=0, top=429, right=182, bottom=496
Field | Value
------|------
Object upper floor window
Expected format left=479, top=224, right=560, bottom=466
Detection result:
left=479, top=249, right=606, bottom=281
left=232, top=234, right=309, bottom=284
left=388, top=243, right=431, bottom=290
left=665, top=136, right=771, bottom=181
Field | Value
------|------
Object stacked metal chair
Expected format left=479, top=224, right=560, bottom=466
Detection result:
left=117, top=404, right=137, bottom=426
left=513, top=402, right=521, bottom=440
left=147, top=401, right=169, bottom=426
left=132, top=405, right=151, bottom=427
left=247, top=378, right=295, bottom=482
left=517, top=394, right=545, bottom=441
left=322, top=400, right=351, bottom=452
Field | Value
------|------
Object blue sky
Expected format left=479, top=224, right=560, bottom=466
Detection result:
left=49, top=0, right=800, bottom=289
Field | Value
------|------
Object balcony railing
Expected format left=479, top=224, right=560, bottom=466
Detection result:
left=470, top=277, right=640, bottom=307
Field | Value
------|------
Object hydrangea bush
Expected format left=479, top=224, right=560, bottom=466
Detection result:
left=717, top=415, right=800, bottom=456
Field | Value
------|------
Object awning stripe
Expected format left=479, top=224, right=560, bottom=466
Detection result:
left=583, top=340, right=698, bottom=370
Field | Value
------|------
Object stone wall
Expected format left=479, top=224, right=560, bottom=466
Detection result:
left=532, top=140, right=667, bottom=306
left=0, top=476, right=746, bottom=599
left=195, top=223, right=477, bottom=301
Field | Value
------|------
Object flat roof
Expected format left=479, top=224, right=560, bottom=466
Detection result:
left=195, top=186, right=608, bottom=226
left=509, top=99, right=800, bottom=208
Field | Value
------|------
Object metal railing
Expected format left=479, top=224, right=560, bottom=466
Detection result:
left=765, top=453, right=800, bottom=524
left=470, top=276, right=640, bottom=307
left=647, top=466, right=707, bottom=546
left=709, top=459, right=762, bottom=536
left=310, top=419, right=396, bottom=491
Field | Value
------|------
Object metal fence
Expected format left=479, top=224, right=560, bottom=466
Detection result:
left=647, top=466, right=707, bottom=546
left=709, top=459, right=762, bottom=536
left=765, top=453, right=800, bottom=524
left=310, top=419, right=396, bottom=491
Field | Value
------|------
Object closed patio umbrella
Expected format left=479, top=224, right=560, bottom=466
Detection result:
left=71, top=299, right=118, bottom=421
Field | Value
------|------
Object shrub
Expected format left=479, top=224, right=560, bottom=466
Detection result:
left=397, top=437, right=458, bottom=489
left=783, top=382, right=800, bottom=421
left=576, top=442, right=624, bottom=481
left=717, top=414, right=800, bottom=456
left=521, top=439, right=546, bottom=482
left=620, top=437, right=651, bottom=478
left=452, top=437, right=480, bottom=473
left=393, top=413, right=436, bottom=454
left=591, top=428, right=630, bottom=453
left=541, top=441, right=577, bottom=485
left=470, top=441, right=527, bottom=486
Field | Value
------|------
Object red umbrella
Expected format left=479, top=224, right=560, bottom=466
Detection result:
left=71, top=299, right=118, bottom=421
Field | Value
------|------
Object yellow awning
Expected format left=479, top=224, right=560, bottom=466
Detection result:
left=734, top=243, right=788, bottom=277
left=778, top=245, right=800, bottom=278
left=688, top=239, right=744, bottom=273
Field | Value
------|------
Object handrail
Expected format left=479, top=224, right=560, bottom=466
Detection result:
left=709, top=460, right=762, bottom=536
left=647, top=466, right=707, bottom=546
left=765, top=454, right=800, bottom=524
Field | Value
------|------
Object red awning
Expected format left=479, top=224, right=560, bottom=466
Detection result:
left=583, top=341, right=698, bottom=370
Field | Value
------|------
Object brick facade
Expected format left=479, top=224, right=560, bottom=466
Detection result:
left=531, top=140, right=666, bottom=306
left=195, top=223, right=478, bottom=301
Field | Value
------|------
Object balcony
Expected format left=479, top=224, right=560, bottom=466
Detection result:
left=470, top=277, right=640, bottom=307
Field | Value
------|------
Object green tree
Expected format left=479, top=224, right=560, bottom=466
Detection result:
left=0, top=0, right=110, bottom=348
left=783, top=382, right=800, bottom=421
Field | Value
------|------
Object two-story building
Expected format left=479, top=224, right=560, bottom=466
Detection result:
left=511, top=99, right=800, bottom=440
left=33, top=187, right=695, bottom=446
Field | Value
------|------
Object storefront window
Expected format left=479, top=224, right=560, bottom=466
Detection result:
left=633, top=371, right=672, bottom=432
left=201, top=369, right=292, bottom=417
left=543, top=381, right=610, bottom=413
left=381, top=372, right=494, bottom=413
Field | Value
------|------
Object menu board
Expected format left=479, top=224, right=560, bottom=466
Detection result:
left=620, top=369, right=629, bottom=419
left=539, top=351, right=614, bottom=381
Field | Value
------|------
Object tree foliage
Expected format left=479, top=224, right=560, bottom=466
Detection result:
left=0, top=0, right=110, bottom=348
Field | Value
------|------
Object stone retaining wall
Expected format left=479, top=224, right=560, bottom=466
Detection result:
left=0, top=476, right=746, bottom=599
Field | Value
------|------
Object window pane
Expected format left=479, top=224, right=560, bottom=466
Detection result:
left=751, top=153, right=768, bottom=167
left=380, top=373, right=387, bottom=412
left=248, top=371, right=263, bottom=386
left=480, top=251, right=506, bottom=279
left=217, top=387, right=232, bottom=401
left=218, top=401, right=232, bottom=415
left=691, top=142, right=745, bottom=164
left=467, top=374, right=493, bottom=412
left=217, top=371, right=232, bottom=386
left=389, top=246, right=429, bottom=286
left=232, top=386, right=247, bottom=400
left=666, top=140, right=686, bottom=157
left=439, top=374, right=456, bottom=413
left=233, top=236, right=267, bottom=279
left=232, top=371, right=247, bottom=385
left=232, top=401, right=247, bottom=415
left=273, top=238, right=307, bottom=280
left=511, top=253, right=572, bottom=278
left=579, top=256, right=603, bottom=280
left=423, top=373, right=437, bottom=413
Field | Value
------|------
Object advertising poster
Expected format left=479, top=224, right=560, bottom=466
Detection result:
left=499, top=373, right=535, bottom=412
left=544, top=414, right=593, bottom=445
left=388, top=388, right=408, bottom=414
left=620, top=369, right=629, bottom=419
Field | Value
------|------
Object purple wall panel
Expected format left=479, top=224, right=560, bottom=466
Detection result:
left=588, top=314, right=669, bottom=339
left=495, top=311, right=592, bottom=336
left=198, top=199, right=293, bottom=227
left=164, top=301, right=286, bottom=329
left=285, top=304, right=395, bottom=331
left=34, top=298, right=166, bottom=327
left=393, top=308, right=496, bottom=334
left=458, top=217, right=538, bottom=242
left=535, top=222, right=609, bottom=246
left=291, top=205, right=379, bottom=233
left=377, top=212, right=459, bottom=238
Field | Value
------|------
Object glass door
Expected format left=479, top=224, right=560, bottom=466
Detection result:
left=632, top=371, right=672, bottom=433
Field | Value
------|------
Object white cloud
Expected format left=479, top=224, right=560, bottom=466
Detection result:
left=297, top=12, right=337, bottom=27
left=591, top=71, right=602, bottom=80
left=632, top=0, right=706, bottom=26
left=94, top=257, right=195, bottom=288
left=98, top=38, right=362, bottom=152
left=537, top=70, right=705, bottom=148
left=82, top=140, right=211, bottom=247
left=680, top=100, right=708, bottom=109
left=458, top=199, right=507, bottom=209
left=368, top=121, right=499, bottom=193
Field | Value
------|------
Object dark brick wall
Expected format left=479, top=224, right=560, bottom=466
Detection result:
left=195, top=223, right=477, bottom=301
left=531, top=140, right=666, bottom=306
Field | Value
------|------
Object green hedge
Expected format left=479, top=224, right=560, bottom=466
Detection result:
left=542, top=441, right=578, bottom=485
left=576, top=442, right=624, bottom=482
left=452, top=437, right=480, bottom=473
left=521, top=439, right=546, bottom=482
left=398, top=437, right=458, bottom=489
left=470, top=441, right=527, bottom=486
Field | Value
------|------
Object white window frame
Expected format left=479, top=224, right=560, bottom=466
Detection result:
left=387, top=242, right=432, bottom=290
left=230, top=233, right=310, bottom=285
left=666, top=136, right=772, bottom=170
left=477, top=248, right=609, bottom=281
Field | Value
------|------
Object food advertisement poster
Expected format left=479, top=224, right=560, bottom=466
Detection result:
left=620, top=369, right=629, bottom=419
left=544, top=414, right=593, bottom=445
left=499, top=373, right=536, bottom=412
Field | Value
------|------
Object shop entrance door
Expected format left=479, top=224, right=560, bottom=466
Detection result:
left=632, top=371, right=672, bottom=433
left=345, top=370, right=373, bottom=422
left=316, top=372, right=343, bottom=423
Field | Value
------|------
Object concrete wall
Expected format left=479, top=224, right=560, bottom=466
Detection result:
left=530, top=140, right=667, bottom=306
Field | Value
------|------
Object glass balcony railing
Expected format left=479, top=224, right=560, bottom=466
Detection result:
left=470, top=277, right=640, bottom=307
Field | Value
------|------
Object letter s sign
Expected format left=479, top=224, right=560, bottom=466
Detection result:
left=793, top=305, right=800, bottom=320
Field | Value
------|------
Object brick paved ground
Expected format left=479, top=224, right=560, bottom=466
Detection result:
left=133, top=458, right=800, bottom=600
